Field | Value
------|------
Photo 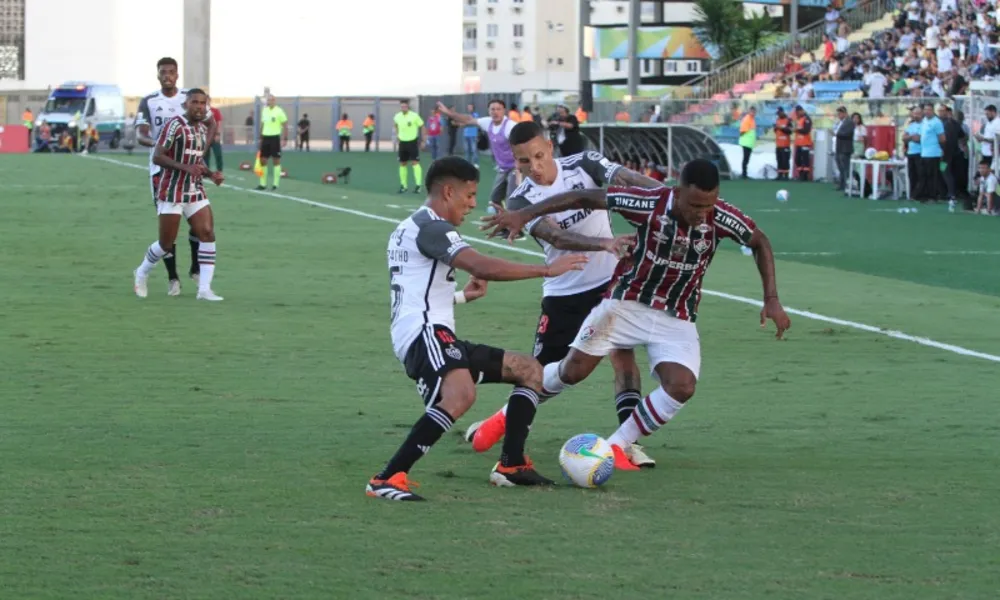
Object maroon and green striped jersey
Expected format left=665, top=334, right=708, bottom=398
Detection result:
left=605, top=185, right=756, bottom=322
left=154, top=115, right=208, bottom=204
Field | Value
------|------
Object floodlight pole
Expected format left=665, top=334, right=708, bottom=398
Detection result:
left=183, top=0, right=211, bottom=91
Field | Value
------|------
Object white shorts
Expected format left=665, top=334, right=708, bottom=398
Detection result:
left=156, top=199, right=210, bottom=219
left=571, top=298, right=701, bottom=379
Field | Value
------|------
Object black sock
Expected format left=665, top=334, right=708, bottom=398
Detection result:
left=163, top=246, right=179, bottom=281
left=188, top=233, right=200, bottom=275
left=615, top=389, right=641, bottom=425
left=377, top=405, right=455, bottom=480
left=500, top=387, right=539, bottom=467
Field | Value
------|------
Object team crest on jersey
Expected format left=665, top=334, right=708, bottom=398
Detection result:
left=692, top=238, right=712, bottom=254
left=445, top=346, right=463, bottom=361
left=579, top=326, right=595, bottom=341
left=533, top=341, right=543, bottom=357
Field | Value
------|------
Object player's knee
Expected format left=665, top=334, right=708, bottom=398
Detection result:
left=438, top=375, right=477, bottom=418
left=664, top=379, right=696, bottom=404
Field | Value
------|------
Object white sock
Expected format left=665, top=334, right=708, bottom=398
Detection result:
left=607, top=386, right=684, bottom=447
left=197, top=241, right=216, bottom=291
left=137, top=241, right=167, bottom=277
left=541, top=361, right=570, bottom=398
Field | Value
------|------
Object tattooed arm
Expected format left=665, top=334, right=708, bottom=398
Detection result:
left=609, top=166, right=667, bottom=189
left=530, top=218, right=633, bottom=255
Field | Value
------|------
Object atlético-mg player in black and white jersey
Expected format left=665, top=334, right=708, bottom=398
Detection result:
left=135, top=57, right=218, bottom=297
left=464, top=120, right=667, bottom=468
left=368, top=156, right=592, bottom=502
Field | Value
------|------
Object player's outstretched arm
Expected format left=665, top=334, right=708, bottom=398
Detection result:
left=435, top=102, right=478, bottom=127
left=480, top=188, right=609, bottom=241
left=609, top=166, right=666, bottom=189
left=746, top=229, right=791, bottom=339
left=450, top=248, right=587, bottom=282
left=530, top=217, right=634, bottom=255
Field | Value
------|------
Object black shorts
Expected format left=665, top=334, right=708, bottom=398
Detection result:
left=260, top=135, right=282, bottom=159
left=403, top=325, right=505, bottom=406
left=532, top=281, right=610, bottom=365
left=398, top=140, right=419, bottom=163
left=150, top=171, right=162, bottom=206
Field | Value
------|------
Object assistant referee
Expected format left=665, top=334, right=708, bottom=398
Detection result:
left=393, top=99, right=425, bottom=194
left=258, top=94, right=288, bottom=190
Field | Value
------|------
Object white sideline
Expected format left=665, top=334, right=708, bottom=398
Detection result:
left=89, top=154, right=1000, bottom=364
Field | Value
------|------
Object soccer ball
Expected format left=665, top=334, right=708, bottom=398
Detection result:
left=776, top=189, right=789, bottom=202
left=559, top=433, right=615, bottom=488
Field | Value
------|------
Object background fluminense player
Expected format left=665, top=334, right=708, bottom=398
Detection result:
left=133, top=89, right=225, bottom=302
left=368, top=156, right=588, bottom=502
left=135, top=57, right=218, bottom=296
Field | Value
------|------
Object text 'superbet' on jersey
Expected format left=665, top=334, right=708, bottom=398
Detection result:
left=506, top=151, right=622, bottom=298
left=605, top=186, right=756, bottom=322
left=387, top=207, right=471, bottom=361
left=154, top=116, right=208, bottom=204
left=136, top=89, right=190, bottom=174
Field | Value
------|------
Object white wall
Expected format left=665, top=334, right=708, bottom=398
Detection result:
left=14, top=0, right=461, bottom=97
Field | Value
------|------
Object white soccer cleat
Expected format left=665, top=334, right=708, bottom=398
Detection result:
left=167, top=279, right=181, bottom=296
left=196, top=289, right=224, bottom=302
left=627, top=443, right=656, bottom=468
left=133, top=270, right=148, bottom=298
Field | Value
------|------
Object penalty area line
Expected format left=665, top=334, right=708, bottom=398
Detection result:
left=88, top=154, right=1000, bottom=364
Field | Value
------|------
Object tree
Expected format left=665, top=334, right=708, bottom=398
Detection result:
left=693, top=0, right=777, bottom=64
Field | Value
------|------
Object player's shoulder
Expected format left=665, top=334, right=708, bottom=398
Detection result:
left=510, top=176, right=536, bottom=198
left=140, top=90, right=161, bottom=104
left=714, top=198, right=754, bottom=225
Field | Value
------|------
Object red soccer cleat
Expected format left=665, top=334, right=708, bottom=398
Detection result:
left=611, top=444, right=640, bottom=471
left=469, top=410, right=506, bottom=453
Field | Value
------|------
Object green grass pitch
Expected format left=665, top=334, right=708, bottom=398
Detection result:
left=1, top=149, right=998, bottom=599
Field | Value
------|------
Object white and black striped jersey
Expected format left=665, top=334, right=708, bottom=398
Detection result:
left=388, top=207, right=471, bottom=362
left=136, top=89, right=189, bottom=174
left=507, top=151, right=623, bottom=297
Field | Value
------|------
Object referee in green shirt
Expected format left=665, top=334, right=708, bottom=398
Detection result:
left=393, top=99, right=425, bottom=193
left=258, top=94, right=288, bottom=190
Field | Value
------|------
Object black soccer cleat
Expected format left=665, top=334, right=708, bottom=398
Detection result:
left=413, top=185, right=422, bottom=194
left=366, top=472, right=425, bottom=501
left=255, top=185, right=266, bottom=191
left=489, top=458, right=556, bottom=487
left=398, top=186, right=406, bottom=194
left=271, top=186, right=278, bottom=191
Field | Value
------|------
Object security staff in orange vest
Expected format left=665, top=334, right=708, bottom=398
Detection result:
left=793, top=104, right=814, bottom=181
left=773, top=106, right=793, bottom=180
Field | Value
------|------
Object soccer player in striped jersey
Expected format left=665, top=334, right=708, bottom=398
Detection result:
left=482, top=159, right=792, bottom=470
left=135, top=57, right=218, bottom=296
left=133, top=89, right=226, bottom=301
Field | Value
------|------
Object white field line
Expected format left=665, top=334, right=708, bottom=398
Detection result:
left=89, top=155, right=1000, bottom=363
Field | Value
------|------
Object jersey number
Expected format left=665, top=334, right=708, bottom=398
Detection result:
left=389, top=266, right=404, bottom=322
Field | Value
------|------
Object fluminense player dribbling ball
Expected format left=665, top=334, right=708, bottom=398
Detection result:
left=559, top=433, right=615, bottom=488
left=776, top=189, right=789, bottom=202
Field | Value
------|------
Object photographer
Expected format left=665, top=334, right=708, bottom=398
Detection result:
left=548, top=105, right=584, bottom=156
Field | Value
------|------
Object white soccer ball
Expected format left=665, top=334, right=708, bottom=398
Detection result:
left=559, top=433, right=615, bottom=488
left=864, top=147, right=877, bottom=160
left=776, top=189, right=789, bottom=202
